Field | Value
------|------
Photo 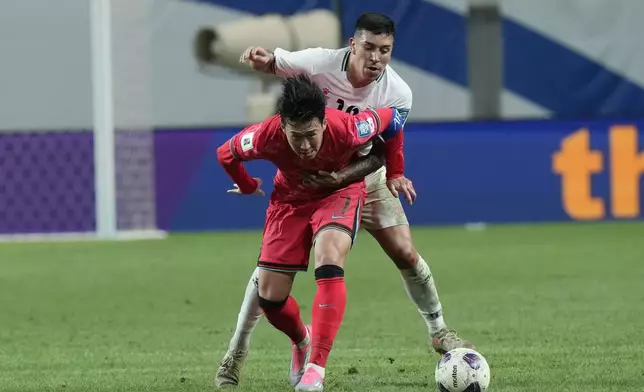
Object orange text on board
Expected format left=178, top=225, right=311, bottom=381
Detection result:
left=552, top=125, right=644, bottom=220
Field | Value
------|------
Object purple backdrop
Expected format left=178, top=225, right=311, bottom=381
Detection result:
left=0, top=130, right=159, bottom=235
left=0, top=132, right=95, bottom=234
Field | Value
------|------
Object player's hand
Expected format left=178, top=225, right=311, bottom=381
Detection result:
left=239, top=46, right=273, bottom=72
left=301, top=170, right=344, bottom=189
left=387, top=176, right=417, bottom=205
left=226, top=177, right=265, bottom=196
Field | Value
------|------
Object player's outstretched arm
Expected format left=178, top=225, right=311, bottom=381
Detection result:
left=216, top=125, right=265, bottom=195
left=225, top=178, right=265, bottom=196
left=240, top=46, right=330, bottom=77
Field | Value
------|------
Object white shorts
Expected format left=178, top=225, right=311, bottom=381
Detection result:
left=360, top=166, right=409, bottom=231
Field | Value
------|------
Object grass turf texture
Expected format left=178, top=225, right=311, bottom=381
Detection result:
left=0, top=221, right=642, bottom=392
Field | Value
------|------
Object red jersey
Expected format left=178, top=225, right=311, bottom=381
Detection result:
left=217, top=107, right=404, bottom=202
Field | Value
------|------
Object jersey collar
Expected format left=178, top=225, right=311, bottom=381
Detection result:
left=341, top=50, right=350, bottom=72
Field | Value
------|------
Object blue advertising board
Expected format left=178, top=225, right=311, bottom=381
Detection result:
left=154, top=119, right=644, bottom=231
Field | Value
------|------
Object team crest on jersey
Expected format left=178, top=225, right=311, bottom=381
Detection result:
left=322, top=87, right=330, bottom=95
left=356, top=117, right=375, bottom=138
left=241, top=132, right=254, bottom=152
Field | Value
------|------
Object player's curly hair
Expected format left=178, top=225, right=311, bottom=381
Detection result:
left=277, top=74, right=326, bottom=126
left=354, top=12, right=395, bottom=37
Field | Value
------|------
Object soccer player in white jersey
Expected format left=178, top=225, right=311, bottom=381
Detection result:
left=216, top=13, right=475, bottom=388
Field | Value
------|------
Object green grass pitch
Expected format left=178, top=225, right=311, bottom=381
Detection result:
left=1, top=221, right=642, bottom=392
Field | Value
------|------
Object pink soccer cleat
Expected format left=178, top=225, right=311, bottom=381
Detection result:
left=289, top=325, right=312, bottom=387
left=295, top=364, right=325, bottom=392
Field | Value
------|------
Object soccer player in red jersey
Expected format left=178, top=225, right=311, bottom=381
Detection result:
left=216, top=74, right=408, bottom=391
left=216, top=16, right=473, bottom=388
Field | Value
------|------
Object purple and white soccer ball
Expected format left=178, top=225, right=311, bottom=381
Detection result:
left=435, top=348, right=491, bottom=392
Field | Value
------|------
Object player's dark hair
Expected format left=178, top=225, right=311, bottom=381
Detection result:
left=354, top=12, right=395, bottom=38
left=277, top=74, right=326, bottom=127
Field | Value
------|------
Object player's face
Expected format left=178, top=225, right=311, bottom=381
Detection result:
left=350, top=30, right=393, bottom=83
left=282, top=118, right=326, bottom=160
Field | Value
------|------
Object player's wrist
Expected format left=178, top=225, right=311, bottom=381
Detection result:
left=334, top=170, right=349, bottom=185
left=264, top=53, right=276, bottom=73
left=250, top=178, right=261, bottom=193
left=237, top=177, right=260, bottom=194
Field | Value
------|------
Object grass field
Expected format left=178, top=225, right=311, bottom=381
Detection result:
left=1, top=221, right=643, bottom=392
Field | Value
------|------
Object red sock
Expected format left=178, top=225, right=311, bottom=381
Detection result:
left=310, top=277, right=347, bottom=367
left=261, top=296, right=307, bottom=345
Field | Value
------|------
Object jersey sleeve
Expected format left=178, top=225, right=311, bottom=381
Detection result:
left=393, top=104, right=411, bottom=131
left=382, top=109, right=405, bottom=180
left=388, top=77, right=413, bottom=127
left=343, top=108, right=406, bottom=179
left=228, top=123, right=265, bottom=161
left=354, top=84, right=412, bottom=158
left=216, top=122, right=267, bottom=194
left=343, top=108, right=403, bottom=146
left=273, top=47, right=333, bottom=77
left=388, top=87, right=411, bottom=180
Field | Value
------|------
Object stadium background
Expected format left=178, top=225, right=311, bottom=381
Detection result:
left=1, top=1, right=643, bottom=392
left=1, top=0, right=642, bottom=234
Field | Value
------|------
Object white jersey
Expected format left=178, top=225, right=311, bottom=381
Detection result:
left=273, top=47, right=412, bottom=188
left=274, top=47, right=412, bottom=123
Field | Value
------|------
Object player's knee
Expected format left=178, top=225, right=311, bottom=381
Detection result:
left=314, top=264, right=345, bottom=281
left=389, top=238, right=418, bottom=269
left=314, top=230, right=351, bottom=268
left=257, top=269, right=294, bottom=300
left=315, top=251, right=344, bottom=268
left=257, top=295, right=287, bottom=311
left=370, top=226, right=418, bottom=269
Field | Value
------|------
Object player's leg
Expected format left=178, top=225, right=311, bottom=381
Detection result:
left=229, top=267, right=262, bottom=351
left=214, top=267, right=262, bottom=387
left=255, top=267, right=312, bottom=387
left=362, top=175, right=474, bottom=354
left=296, top=189, right=362, bottom=392
left=216, top=202, right=312, bottom=388
left=367, top=224, right=473, bottom=353
left=255, top=201, right=315, bottom=387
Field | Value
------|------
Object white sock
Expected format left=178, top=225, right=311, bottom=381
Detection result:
left=297, top=331, right=311, bottom=349
left=305, top=363, right=325, bottom=378
left=399, top=255, right=447, bottom=334
left=227, top=267, right=263, bottom=352
left=296, top=326, right=311, bottom=348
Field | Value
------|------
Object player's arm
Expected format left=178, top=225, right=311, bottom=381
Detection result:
left=348, top=108, right=417, bottom=203
left=216, top=124, right=265, bottom=195
left=382, top=84, right=414, bottom=201
left=383, top=85, right=412, bottom=181
left=301, top=138, right=385, bottom=190
left=350, top=108, right=405, bottom=178
left=336, top=138, right=386, bottom=184
left=241, top=46, right=329, bottom=77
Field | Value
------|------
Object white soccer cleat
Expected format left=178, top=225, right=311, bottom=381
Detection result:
left=215, top=349, right=248, bottom=387
left=431, top=328, right=476, bottom=355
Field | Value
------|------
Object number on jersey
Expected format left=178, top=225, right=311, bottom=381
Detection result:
left=336, top=99, right=359, bottom=115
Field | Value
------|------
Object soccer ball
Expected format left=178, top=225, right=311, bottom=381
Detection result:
left=435, top=348, right=490, bottom=392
